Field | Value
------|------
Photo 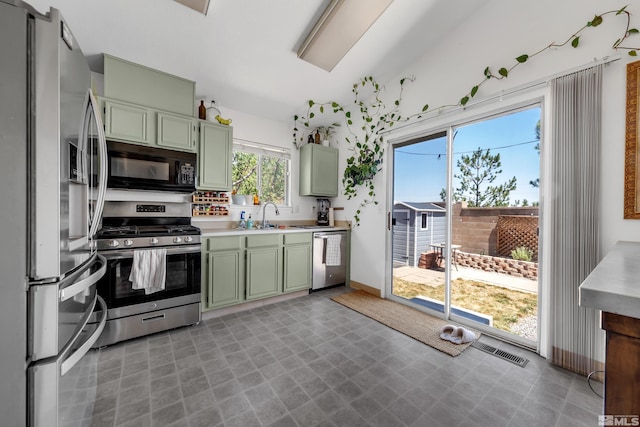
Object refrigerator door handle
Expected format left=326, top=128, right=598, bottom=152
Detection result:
left=87, top=89, right=108, bottom=238
left=59, top=254, right=106, bottom=302
left=60, top=295, right=107, bottom=376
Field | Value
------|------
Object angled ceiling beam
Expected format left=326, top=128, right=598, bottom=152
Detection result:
left=174, top=0, right=210, bottom=15
left=297, top=0, right=394, bottom=72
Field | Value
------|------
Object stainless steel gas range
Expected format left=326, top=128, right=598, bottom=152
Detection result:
left=93, top=201, right=201, bottom=347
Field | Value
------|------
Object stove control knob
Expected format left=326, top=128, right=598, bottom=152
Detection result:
left=150, top=238, right=159, bottom=245
left=184, top=236, right=193, bottom=243
left=108, top=240, right=120, bottom=248
left=124, top=239, right=134, bottom=247
left=173, top=237, right=183, bottom=244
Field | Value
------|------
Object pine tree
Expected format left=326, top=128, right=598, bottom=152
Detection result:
left=442, top=147, right=517, bottom=207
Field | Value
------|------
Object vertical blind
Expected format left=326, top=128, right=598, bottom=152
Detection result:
left=548, top=64, right=604, bottom=376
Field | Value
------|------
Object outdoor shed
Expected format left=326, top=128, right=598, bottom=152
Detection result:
left=393, top=201, right=446, bottom=267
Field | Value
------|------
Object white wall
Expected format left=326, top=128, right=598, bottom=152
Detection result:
left=334, top=0, right=640, bottom=290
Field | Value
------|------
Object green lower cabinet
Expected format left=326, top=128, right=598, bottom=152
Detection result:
left=283, top=233, right=312, bottom=293
left=283, top=244, right=312, bottom=292
left=203, top=236, right=245, bottom=309
left=246, top=246, right=282, bottom=300
left=203, top=232, right=312, bottom=311
left=206, top=251, right=244, bottom=308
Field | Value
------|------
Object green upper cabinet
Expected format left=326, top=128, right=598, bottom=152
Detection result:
left=101, top=98, right=197, bottom=152
left=103, top=54, right=195, bottom=116
left=103, top=99, right=154, bottom=145
left=299, top=144, right=339, bottom=197
left=100, top=54, right=198, bottom=152
left=198, top=121, right=232, bottom=191
left=157, top=112, right=197, bottom=152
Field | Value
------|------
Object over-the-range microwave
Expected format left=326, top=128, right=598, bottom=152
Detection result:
left=106, top=141, right=196, bottom=192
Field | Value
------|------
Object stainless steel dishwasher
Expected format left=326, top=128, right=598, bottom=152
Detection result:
left=312, top=230, right=348, bottom=290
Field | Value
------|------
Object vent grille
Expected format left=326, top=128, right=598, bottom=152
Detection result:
left=471, top=342, right=529, bottom=367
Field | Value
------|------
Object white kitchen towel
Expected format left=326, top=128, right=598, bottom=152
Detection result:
left=325, top=234, right=341, bottom=267
left=129, top=248, right=167, bottom=295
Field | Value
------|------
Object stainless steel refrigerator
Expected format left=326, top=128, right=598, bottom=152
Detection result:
left=0, top=1, right=108, bottom=425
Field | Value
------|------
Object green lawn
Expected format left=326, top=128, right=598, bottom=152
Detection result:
left=393, top=276, right=538, bottom=332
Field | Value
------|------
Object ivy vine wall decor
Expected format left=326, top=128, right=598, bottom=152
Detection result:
left=293, top=6, right=639, bottom=226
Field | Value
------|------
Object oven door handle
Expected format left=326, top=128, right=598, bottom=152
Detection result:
left=59, top=254, right=107, bottom=302
left=60, top=295, right=107, bottom=376
left=99, top=245, right=202, bottom=259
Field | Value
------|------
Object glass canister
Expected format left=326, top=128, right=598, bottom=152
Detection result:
left=206, top=100, right=221, bottom=122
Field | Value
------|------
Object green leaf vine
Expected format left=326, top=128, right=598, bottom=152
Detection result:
left=293, top=76, right=413, bottom=225
left=292, top=6, right=639, bottom=227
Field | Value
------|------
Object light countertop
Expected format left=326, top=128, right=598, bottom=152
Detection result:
left=199, top=224, right=349, bottom=237
left=579, top=241, right=640, bottom=319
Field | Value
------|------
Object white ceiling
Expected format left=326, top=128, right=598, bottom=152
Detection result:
left=27, top=0, right=485, bottom=123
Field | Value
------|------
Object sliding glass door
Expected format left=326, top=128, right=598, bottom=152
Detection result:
left=391, top=132, right=449, bottom=315
left=389, top=105, right=541, bottom=347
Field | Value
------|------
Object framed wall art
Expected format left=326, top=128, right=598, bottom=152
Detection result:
left=625, top=60, right=640, bottom=219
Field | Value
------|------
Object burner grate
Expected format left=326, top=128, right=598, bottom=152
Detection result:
left=97, top=226, right=138, bottom=237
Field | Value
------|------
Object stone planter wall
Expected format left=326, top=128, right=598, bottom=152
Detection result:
left=418, top=251, right=538, bottom=280
left=455, top=251, right=538, bottom=280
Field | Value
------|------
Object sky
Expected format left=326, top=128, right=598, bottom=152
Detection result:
left=393, top=106, right=541, bottom=206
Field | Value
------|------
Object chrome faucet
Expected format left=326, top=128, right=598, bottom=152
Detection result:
left=261, top=202, right=280, bottom=228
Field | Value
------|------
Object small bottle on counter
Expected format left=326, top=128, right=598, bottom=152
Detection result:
left=238, top=210, right=246, bottom=229
left=246, top=215, right=254, bottom=229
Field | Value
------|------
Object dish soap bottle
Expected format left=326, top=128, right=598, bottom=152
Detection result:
left=246, top=215, right=254, bottom=229
left=238, top=210, right=246, bottom=229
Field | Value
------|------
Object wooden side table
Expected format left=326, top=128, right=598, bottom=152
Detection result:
left=602, top=312, right=640, bottom=414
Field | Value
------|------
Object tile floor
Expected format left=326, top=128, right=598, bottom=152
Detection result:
left=86, top=287, right=604, bottom=427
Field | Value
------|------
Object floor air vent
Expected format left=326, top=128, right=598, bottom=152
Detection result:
left=471, top=342, right=529, bottom=367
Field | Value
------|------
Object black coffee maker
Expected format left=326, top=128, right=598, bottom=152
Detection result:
left=316, top=198, right=331, bottom=226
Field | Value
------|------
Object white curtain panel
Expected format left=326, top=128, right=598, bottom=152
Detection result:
left=548, top=64, right=604, bottom=376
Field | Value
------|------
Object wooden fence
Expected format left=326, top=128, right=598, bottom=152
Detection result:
left=496, top=215, right=538, bottom=261
left=452, top=202, right=538, bottom=260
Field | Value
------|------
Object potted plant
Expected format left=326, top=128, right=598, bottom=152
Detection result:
left=316, top=124, right=339, bottom=146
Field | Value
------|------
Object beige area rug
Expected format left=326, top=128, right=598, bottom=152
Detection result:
left=331, top=290, right=480, bottom=357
